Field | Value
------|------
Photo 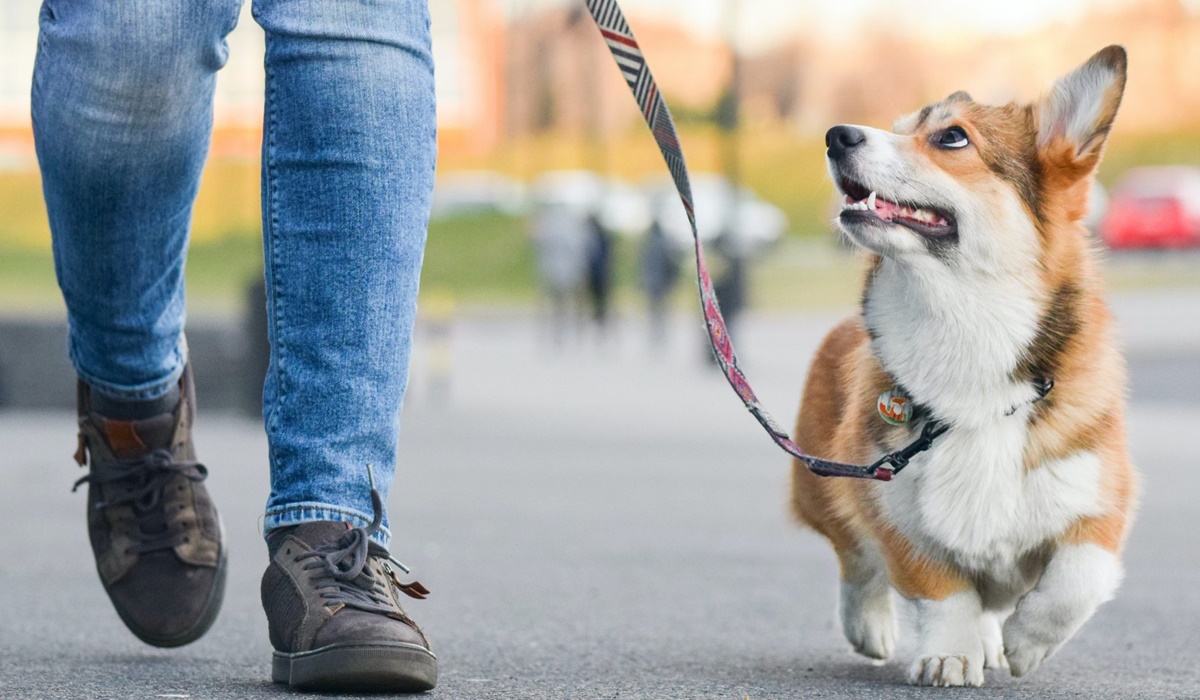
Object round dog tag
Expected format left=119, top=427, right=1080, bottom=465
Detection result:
left=877, top=389, right=912, bottom=426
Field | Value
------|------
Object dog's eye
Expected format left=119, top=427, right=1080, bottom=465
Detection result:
left=933, top=126, right=970, bottom=149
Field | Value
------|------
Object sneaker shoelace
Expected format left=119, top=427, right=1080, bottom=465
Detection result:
left=73, top=448, right=209, bottom=555
left=295, top=484, right=424, bottom=615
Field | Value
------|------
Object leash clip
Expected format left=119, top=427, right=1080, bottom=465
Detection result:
left=868, top=420, right=949, bottom=478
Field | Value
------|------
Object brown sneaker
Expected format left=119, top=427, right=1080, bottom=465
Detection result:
left=72, top=364, right=226, bottom=647
left=261, top=485, right=437, bottom=692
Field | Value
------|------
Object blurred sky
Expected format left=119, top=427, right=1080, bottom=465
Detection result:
left=4, top=0, right=1199, bottom=128
left=502, top=0, right=1200, bottom=48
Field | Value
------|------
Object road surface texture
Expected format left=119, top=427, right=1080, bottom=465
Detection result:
left=2, top=289, right=1198, bottom=699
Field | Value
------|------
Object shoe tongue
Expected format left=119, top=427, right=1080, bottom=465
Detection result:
left=288, top=521, right=354, bottom=550
left=267, top=522, right=367, bottom=559
left=97, top=412, right=176, bottom=458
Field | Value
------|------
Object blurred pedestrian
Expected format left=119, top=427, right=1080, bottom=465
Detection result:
left=638, top=218, right=682, bottom=347
left=532, top=203, right=587, bottom=346
left=33, top=0, right=438, bottom=691
left=584, top=211, right=615, bottom=328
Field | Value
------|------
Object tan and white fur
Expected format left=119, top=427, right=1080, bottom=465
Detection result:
left=792, top=46, right=1138, bottom=687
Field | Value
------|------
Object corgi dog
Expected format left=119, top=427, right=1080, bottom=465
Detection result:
left=792, top=46, right=1138, bottom=687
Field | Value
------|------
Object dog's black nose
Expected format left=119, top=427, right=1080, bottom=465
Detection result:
left=825, top=125, right=866, bottom=160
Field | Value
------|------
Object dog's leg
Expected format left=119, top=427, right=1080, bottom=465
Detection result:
left=838, top=545, right=896, bottom=661
left=791, top=467, right=896, bottom=660
left=1003, top=543, right=1122, bottom=677
left=979, top=611, right=1008, bottom=670
left=871, top=528, right=985, bottom=686
left=909, top=591, right=986, bottom=687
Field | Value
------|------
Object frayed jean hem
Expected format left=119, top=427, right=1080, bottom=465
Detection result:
left=264, top=502, right=391, bottom=548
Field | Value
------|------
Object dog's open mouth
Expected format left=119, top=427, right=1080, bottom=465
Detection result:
left=836, top=177, right=957, bottom=239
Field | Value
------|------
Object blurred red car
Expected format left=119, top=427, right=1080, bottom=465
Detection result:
left=1100, top=166, right=1200, bottom=249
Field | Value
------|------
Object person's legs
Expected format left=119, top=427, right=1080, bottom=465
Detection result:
left=252, top=0, right=437, bottom=691
left=33, top=0, right=241, bottom=647
left=33, top=0, right=241, bottom=398
left=254, top=0, right=435, bottom=546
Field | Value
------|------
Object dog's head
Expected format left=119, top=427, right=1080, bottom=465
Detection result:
left=826, top=46, right=1127, bottom=269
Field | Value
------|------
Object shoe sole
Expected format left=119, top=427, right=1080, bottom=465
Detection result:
left=272, top=641, right=438, bottom=692
left=109, top=518, right=229, bottom=648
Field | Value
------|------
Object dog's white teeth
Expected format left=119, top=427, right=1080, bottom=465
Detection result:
left=867, top=191, right=877, bottom=210
left=911, top=209, right=941, bottom=224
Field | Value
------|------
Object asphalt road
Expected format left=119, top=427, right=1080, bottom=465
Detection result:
left=2, top=291, right=1198, bottom=699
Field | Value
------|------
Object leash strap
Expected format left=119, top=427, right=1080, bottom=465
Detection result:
left=585, top=0, right=944, bottom=481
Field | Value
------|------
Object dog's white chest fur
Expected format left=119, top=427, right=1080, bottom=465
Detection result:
left=882, top=428, right=1104, bottom=576
left=866, top=260, right=1105, bottom=584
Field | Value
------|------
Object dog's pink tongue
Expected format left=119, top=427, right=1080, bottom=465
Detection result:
left=874, top=197, right=900, bottom=222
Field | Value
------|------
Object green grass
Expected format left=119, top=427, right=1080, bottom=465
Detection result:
left=423, top=212, right=665, bottom=308
left=1099, top=130, right=1200, bottom=187
left=191, top=213, right=554, bottom=310
left=183, top=234, right=265, bottom=316
left=0, top=245, right=62, bottom=315
left=0, top=234, right=266, bottom=317
left=0, top=213, right=545, bottom=315
left=420, top=213, right=536, bottom=303
left=750, top=241, right=865, bottom=311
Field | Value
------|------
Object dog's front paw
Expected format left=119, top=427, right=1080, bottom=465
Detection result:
left=1003, top=632, right=1056, bottom=677
left=1003, top=615, right=1062, bottom=677
left=908, top=654, right=985, bottom=687
left=840, top=580, right=896, bottom=660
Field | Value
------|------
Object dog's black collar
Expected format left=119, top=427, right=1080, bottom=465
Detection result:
left=895, top=375, right=1053, bottom=422
left=880, top=375, right=1054, bottom=477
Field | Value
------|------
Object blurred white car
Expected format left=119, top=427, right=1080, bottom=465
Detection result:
left=529, top=170, right=652, bottom=237
left=644, top=173, right=787, bottom=256
left=430, top=171, right=527, bottom=220
left=527, top=170, right=787, bottom=255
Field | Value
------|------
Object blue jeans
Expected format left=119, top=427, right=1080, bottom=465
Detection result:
left=32, top=0, right=436, bottom=546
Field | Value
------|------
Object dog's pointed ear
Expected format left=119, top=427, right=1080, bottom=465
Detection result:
left=1036, top=45, right=1127, bottom=167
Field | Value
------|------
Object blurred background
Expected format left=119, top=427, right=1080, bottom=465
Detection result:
left=0, top=0, right=1198, bottom=409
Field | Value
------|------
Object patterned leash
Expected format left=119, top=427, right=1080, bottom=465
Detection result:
left=585, top=0, right=948, bottom=481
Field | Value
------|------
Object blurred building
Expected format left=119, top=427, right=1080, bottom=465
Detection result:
left=434, top=0, right=506, bottom=156
left=496, top=0, right=1200, bottom=141
left=2, top=0, right=1199, bottom=162
left=740, top=0, right=1200, bottom=134
left=502, top=6, right=731, bottom=139
left=0, top=0, right=510, bottom=163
